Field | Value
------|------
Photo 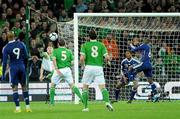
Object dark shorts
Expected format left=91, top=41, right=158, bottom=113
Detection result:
left=134, top=62, right=152, bottom=78
left=9, top=64, right=26, bottom=86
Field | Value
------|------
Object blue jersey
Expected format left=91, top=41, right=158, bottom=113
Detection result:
left=2, top=40, right=28, bottom=66
left=130, top=43, right=151, bottom=64
left=121, top=58, right=140, bottom=81
left=2, top=40, right=28, bottom=85
left=130, top=43, right=153, bottom=78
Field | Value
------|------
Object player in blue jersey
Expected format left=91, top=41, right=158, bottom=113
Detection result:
left=1, top=32, right=32, bottom=113
left=114, top=50, right=140, bottom=103
left=129, top=38, right=160, bottom=102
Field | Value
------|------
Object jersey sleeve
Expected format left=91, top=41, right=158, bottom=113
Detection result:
left=130, top=44, right=146, bottom=52
left=133, top=58, right=141, bottom=64
left=80, top=44, right=85, bottom=56
left=102, top=44, right=108, bottom=56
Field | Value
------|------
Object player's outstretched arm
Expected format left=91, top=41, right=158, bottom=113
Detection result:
left=130, top=43, right=145, bottom=52
left=80, top=44, right=86, bottom=69
left=104, top=54, right=111, bottom=66
left=39, top=64, right=44, bottom=82
left=52, top=58, right=63, bottom=77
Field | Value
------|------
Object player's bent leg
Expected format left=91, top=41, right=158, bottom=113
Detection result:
left=12, top=85, right=21, bottom=113
left=147, top=78, right=159, bottom=102
left=114, top=79, right=126, bottom=102
left=99, top=84, right=114, bottom=111
left=50, top=71, right=61, bottom=105
left=22, top=85, right=32, bottom=112
left=69, top=83, right=83, bottom=103
left=82, top=84, right=89, bottom=111
left=128, top=80, right=138, bottom=104
left=50, top=83, right=56, bottom=105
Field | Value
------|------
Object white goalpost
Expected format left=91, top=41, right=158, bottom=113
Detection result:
left=74, top=13, right=180, bottom=103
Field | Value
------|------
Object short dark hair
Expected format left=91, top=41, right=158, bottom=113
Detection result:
left=89, top=29, right=97, bottom=40
left=58, top=40, right=65, bottom=46
left=126, top=50, right=132, bottom=54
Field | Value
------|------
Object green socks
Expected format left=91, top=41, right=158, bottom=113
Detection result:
left=102, top=88, right=110, bottom=103
left=50, top=87, right=55, bottom=105
left=82, top=90, right=88, bottom=108
left=72, top=86, right=83, bottom=102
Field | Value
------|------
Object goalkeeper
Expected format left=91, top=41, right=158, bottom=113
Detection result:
left=114, top=50, right=140, bottom=103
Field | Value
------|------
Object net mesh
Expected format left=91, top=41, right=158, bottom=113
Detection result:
left=78, top=16, right=180, bottom=100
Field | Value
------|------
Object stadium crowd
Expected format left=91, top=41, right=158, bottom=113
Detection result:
left=0, top=0, right=180, bottom=82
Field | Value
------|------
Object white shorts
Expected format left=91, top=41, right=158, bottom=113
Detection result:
left=51, top=67, right=74, bottom=85
left=82, top=65, right=105, bottom=85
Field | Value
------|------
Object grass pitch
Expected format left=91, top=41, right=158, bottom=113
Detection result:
left=0, top=101, right=180, bottom=119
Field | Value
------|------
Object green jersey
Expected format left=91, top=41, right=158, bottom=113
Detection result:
left=53, top=47, right=74, bottom=68
left=80, top=40, right=108, bottom=66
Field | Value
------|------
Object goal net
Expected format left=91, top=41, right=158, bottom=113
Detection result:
left=75, top=13, right=180, bottom=101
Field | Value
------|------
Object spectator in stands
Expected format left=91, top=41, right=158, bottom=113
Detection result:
left=40, top=32, right=49, bottom=48
left=0, top=32, right=8, bottom=60
left=29, top=56, right=42, bottom=82
left=102, top=33, right=119, bottom=60
left=153, top=58, right=164, bottom=76
left=158, top=42, right=167, bottom=59
left=119, top=31, right=129, bottom=60
left=164, top=49, right=180, bottom=78
left=30, top=39, right=40, bottom=57
left=102, top=33, right=120, bottom=82
left=0, top=13, right=7, bottom=25
left=1, top=3, right=8, bottom=13
left=30, top=22, right=40, bottom=38
left=59, top=9, right=70, bottom=22
left=93, top=0, right=102, bottom=12
left=12, top=2, right=20, bottom=16
left=20, top=7, right=26, bottom=20
left=15, top=14, right=22, bottom=22
left=76, top=0, right=88, bottom=12
left=12, top=21, right=22, bottom=37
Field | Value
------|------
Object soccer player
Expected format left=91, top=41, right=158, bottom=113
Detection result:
left=1, top=32, right=31, bottom=113
left=50, top=40, right=83, bottom=105
left=114, top=50, right=140, bottom=103
left=80, top=29, right=113, bottom=111
left=39, top=46, right=54, bottom=81
left=129, top=38, right=160, bottom=102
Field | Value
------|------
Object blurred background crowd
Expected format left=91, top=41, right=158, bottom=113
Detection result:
left=0, top=0, right=179, bottom=82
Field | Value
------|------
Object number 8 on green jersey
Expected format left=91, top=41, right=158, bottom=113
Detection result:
left=80, top=40, right=108, bottom=85
left=80, top=41, right=108, bottom=66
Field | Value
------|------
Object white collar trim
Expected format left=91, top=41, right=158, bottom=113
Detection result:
left=8, top=40, right=16, bottom=43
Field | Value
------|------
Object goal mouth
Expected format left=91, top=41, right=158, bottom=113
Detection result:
left=74, top=13, right=180, bottom=102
